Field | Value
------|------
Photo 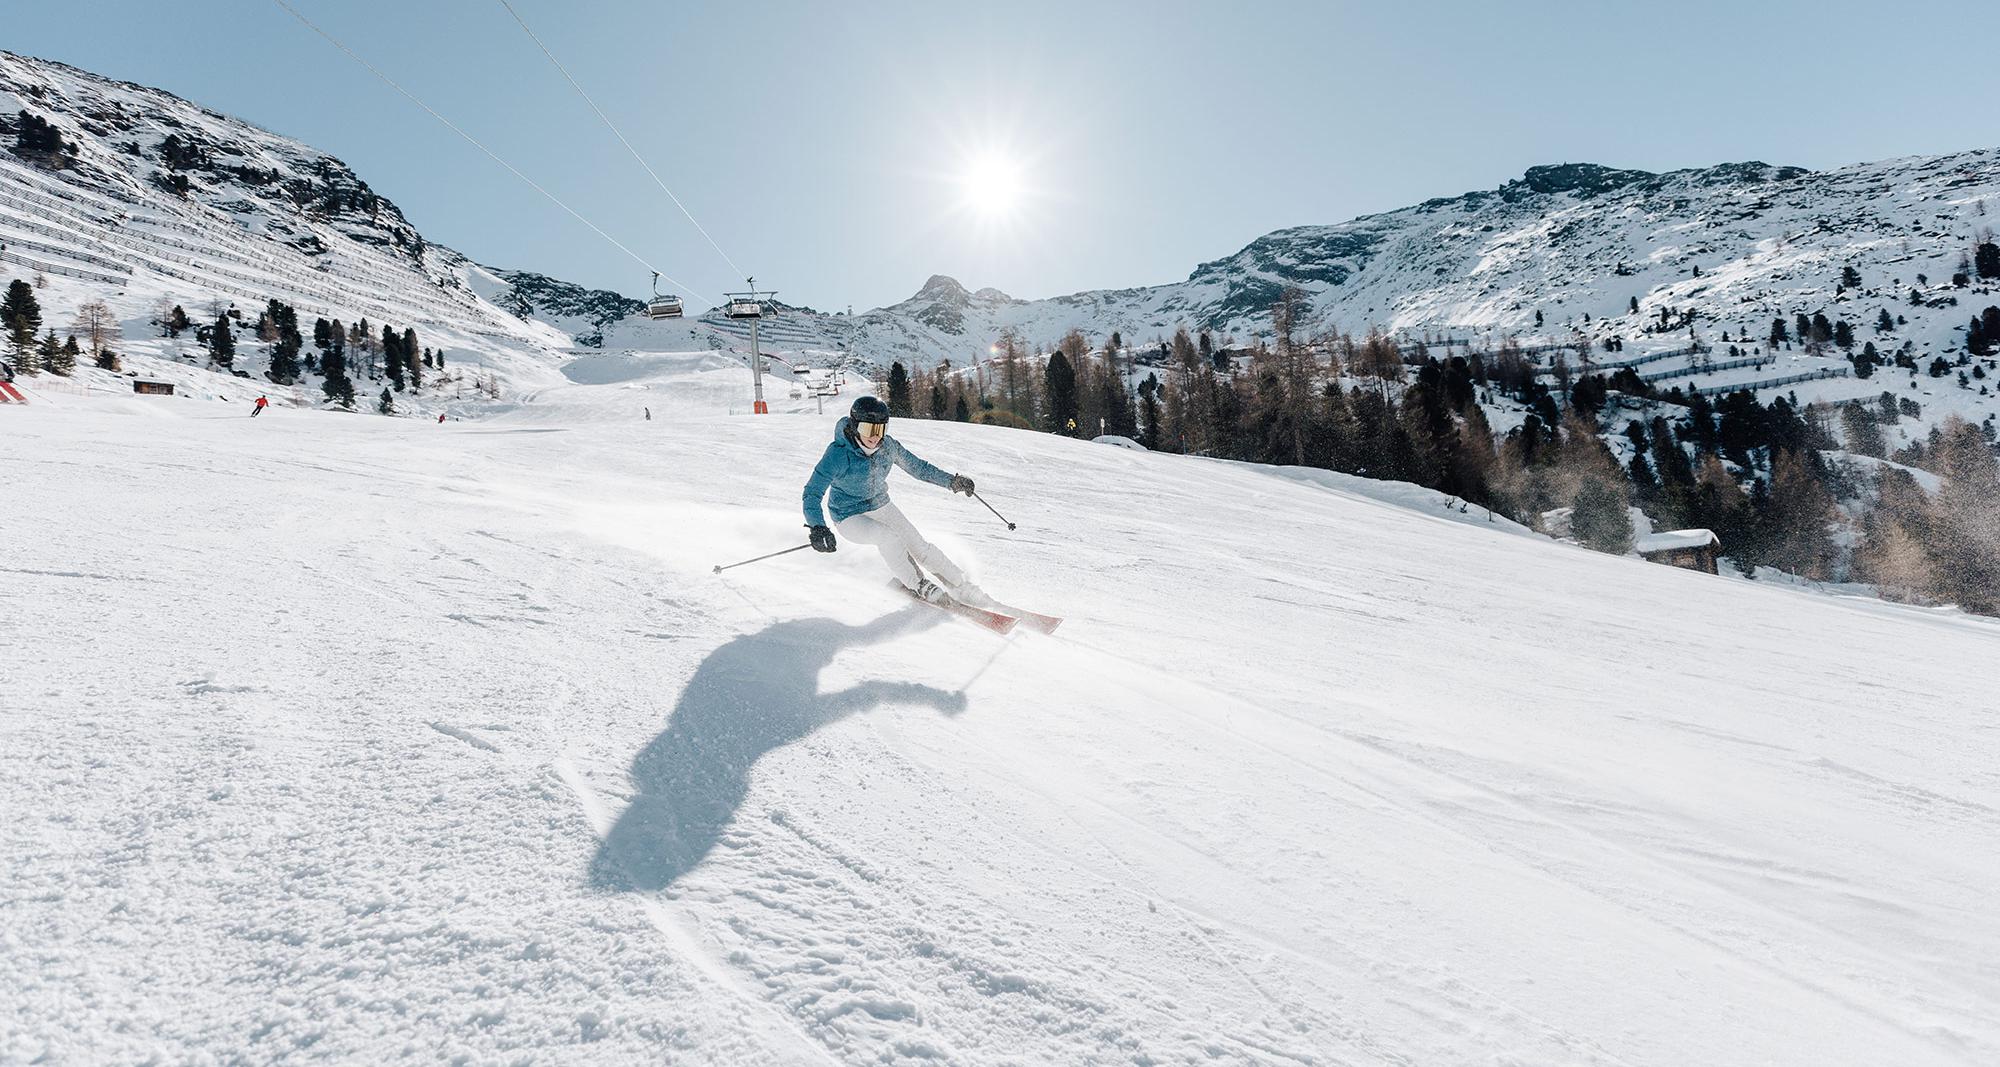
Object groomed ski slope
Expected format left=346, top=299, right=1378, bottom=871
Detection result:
left=4, top=360, right=1998, bottom=1066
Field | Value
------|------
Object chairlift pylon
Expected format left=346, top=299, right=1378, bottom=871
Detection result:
left=645, top=271, right=683, bottom=319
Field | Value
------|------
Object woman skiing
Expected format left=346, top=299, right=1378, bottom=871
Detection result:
left=802, top=395, right=982, bottom=606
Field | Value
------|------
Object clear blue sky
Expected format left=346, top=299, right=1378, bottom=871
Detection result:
left=9, top=1, right=1996, bottom=312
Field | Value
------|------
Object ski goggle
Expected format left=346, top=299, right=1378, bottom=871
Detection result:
left=854, top=419, right=886, bottom=443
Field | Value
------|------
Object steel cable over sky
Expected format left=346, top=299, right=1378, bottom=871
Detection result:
left=269, top=0, right=711, bottom=307
left=496, top=0, right=749, bottom=283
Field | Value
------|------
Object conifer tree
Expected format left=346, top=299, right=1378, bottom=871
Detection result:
left=1648, top=416, right=1697, bottom=525
left=885, top=361, right=912, bottom=417
left=382, top=325, right=404, bottom=390
left=378, top=386, right=396, bottom=415
left=1042, top=351, right=1078, bottom=434
left=209, top=314, right=235, bottom=367
left=1840, top=400, right=1886, bottom=458
left=321, top=350, right=353, bottom=407
left=403, top=328, right=421, bottom=389
left=37, top=330, right=68, bottom=375
left=1137, top=374, right=1162, bottom=450
left=3, top=278, right=41, bottom=360
left=1455, top=401, right=1499, bottom=506
left=270, top=329, right=301, bottom=384
left=1977, top=241, right=2000, bottom=281
left=1627, top=450, right=1657, bottom=495
left=1688, top=453, right=1753, bottom=559
left=1098, top=349, right=1136, bottom=438
left=953, top=395, right=970, bottom=422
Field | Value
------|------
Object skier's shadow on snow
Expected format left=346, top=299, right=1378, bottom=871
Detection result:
left=589, top=606, right=958, bottom=892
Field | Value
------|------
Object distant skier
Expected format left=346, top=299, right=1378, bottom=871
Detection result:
left=437, top=412, right=447, bottom=424
left=803, top=395, right=983, bottom=606
left=251, top=395, right=269, bottom=417
left=644, top=407, right=651, bottom=421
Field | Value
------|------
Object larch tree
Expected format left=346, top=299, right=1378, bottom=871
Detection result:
left=71, top=300, right=120, bottom=366
left=1761, top=450, right=1836, bottom=580
left=1926, top=417, right=2000, bottom=613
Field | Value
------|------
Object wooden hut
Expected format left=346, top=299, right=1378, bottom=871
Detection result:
left=1635, top=529, right=1720, bottom=574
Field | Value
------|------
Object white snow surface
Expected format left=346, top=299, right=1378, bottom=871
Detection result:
left=5, top=361, right=2000, bottom=1067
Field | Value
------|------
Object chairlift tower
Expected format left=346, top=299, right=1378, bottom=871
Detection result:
left=723, top=278, right=773, bottom=414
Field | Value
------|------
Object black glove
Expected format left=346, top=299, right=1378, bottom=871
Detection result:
left=808, top=524, right=837, bottom=553
left=948, top=474, right=975, bottom=496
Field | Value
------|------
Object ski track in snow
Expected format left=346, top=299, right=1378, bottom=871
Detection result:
left=5, top=384, right=2000, bottom=1065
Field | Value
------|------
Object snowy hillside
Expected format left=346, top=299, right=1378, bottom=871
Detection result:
left=0, top=52, right=597, bottom=401
left=6, top=360, right=1999, bottom=1066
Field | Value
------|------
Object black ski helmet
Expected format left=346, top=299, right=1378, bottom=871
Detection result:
left=849, top=395, right=890, bottom=424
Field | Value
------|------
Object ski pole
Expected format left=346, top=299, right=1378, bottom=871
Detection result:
left=971, top=491, right=1017, bottom=531
left=712, top=543, right=812, bottom=574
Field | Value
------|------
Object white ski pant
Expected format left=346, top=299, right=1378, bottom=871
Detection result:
left=835, top=502, right=976, bottom=596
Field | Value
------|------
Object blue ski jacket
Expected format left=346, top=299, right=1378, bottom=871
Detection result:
left=802, top=417, right=953, bottom=526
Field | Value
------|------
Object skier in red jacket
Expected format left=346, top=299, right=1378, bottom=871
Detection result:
left=251, top=395, right=269, bottom=417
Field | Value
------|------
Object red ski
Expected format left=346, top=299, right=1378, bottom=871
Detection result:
left=995, top=605, right=1063, bottom=635
left=890, top=580, right=1017, bottom=634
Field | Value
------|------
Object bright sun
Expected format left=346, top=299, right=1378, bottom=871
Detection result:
left=962, top=152, right=1023, bottom=218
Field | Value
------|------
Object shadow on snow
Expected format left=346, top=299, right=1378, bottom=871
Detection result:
left=589, top=606, right=959, bottom=891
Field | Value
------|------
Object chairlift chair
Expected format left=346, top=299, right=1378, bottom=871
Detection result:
left=726, top=297, right=763, bottom=319
left=645, top=272, right=684, bottom=319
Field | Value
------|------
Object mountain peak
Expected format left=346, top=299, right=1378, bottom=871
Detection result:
left=1513, top=163, right=1657, bottom=197
left=917, top=274, right=968, bottom=299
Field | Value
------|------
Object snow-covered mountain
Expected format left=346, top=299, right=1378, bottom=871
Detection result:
left=9, top=45, right=1999, bottom=422
left=0, top=49, right=581, bottom=397
left=823, top=154, right=2000, bottom=378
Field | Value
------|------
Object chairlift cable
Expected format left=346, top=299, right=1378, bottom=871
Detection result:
left=269, top=0, right=711, bottom=306
left=496, top=0, right=748, bottom=281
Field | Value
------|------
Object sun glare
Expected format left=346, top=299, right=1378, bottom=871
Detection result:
left=962, top=152, right=1023, bottom=219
